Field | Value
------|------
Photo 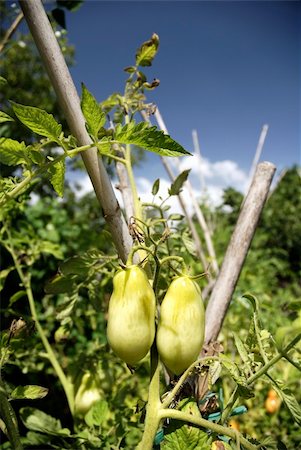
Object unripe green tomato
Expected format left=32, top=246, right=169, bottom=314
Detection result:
left=156, top=276, right=205, bottom=375
left=107, top=265, right=156, bottom=366
left=74, top=372, right=101, bottom=416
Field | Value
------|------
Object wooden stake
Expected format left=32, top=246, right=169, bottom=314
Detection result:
left=19, top=0, right=132, bottom=262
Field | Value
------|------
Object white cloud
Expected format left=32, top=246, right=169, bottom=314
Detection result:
left=68, top=157, right=249, bottom=216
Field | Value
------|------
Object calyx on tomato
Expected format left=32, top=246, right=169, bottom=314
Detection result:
left=107, top=265, right=156, bottom=366
left=156, top=276, right=205, bottom=375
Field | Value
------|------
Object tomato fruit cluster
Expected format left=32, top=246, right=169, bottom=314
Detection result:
left=107, top=266, right=205, bottom=375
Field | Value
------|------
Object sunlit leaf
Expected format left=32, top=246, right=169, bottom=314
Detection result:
left=0, top=111, right=14, bottom=124
left=48, top=159, right=65, bottom=197
left=11, top=102, right=62, bottom=141
left=81, top=84, right=106, bottom=139
left=136, top=33, right=159, bottom=67
left=11, top=385, right=48, bottom=400
left=0, top=138, right=27, bottom=166
left=115, top=121, right=190, bottom=157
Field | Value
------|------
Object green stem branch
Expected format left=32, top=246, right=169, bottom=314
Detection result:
left=4, top=236, right=75, bottom=415
left=0, top=381, right=23, bottom=450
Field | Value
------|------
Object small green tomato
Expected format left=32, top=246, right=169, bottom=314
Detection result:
left=74, top=372, right=101, bottom=416
left=156, top=276, right=205, bottom=375
left=107, top=265, right=156, bottom=366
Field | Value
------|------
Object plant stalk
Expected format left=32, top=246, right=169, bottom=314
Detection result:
left=5, top=237, right=75, bottom=415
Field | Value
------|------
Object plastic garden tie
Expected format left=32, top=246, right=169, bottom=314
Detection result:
left=154, top=428, right=164, bottom=445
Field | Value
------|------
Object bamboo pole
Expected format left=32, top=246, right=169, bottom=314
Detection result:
left=154, top=108, right=219, bottom=275
left=192, top=129, right=206, bottom=194
left=19, top=0, right=132, bottom=262
left=204, top=161, right=276, bottom=344
left=247, top=124, right=269, bottom=191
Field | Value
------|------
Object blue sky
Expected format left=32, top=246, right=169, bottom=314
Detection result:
left=61, top=1, right=300, bottom=205
left=23, top=1, right=301, bottom=206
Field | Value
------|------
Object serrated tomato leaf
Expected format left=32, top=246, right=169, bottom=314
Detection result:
left=11, top=102, right=62, bottom=141
left=115, top=121, right=190, bottom=157
left=81, top=84, right=106, bottom=139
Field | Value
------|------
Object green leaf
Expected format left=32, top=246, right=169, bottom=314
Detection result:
left=84, top=400, right=109, bottom=427
left=38, top=241, right=63, bottom=259
left=11, top=102, right=62, bottom=141
left=0, top=267, right=14, bottom=292
left=0, top=76, right=8, bottom=86
left=8, top=290, right=26, bottom=307
left=11, top=385, right=48, bottom=400
left=152, top=178, right=160, bottom=195
left=56, top=294, right=78, bottom=321
left=136, top=33, right=159, bottom=67
left=162, top=398, right=212, bottom=449
left=182, top=231, right=197, bottom=257
left=169, top=170, right=191, bottom=196
left=48, top=159, right=65, bottom=197
left=0, top=138, right=27, bottom=166
left=45, top=274, right=75, bottom=294
left=60, top=256, right=90, bottom=276
left=242, top=292, right=260, bottom=313
left=20, top=407, right=61, bottom=434
left=81, top=84, right=106, bottom=139
left=274, top=387, right=301, bottom=425
left=233, top=332, right=251, bottom=366
left=115, top=121, right=191, bottom=157
left=0, top=111, right=14, bottom=124
left=169, top=214, right=184, bottom=221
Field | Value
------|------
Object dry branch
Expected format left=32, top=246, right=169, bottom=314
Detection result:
left=19, top=0, right=132, bottom=262
left=204, top=161, right=276, bottom=344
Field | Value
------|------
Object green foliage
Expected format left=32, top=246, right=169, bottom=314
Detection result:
left=11, top=102, right=62, bottom=142
left=169, top=170, right=191, bottom=196
left=135, top=33, right=159, bottom=67
left=114, top=121, right=191, bottom=157
left=81, top=83, right=106, bottom=140
left=162, top=399, right=212, bottom=449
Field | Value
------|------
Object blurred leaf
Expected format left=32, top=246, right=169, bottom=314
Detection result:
left=0, top=76, right=8, bottom=86
left=182, top=232, right=197, bottom=257
left=11, top=385, right=48, bottom=400
left=8, top=290, right=26, bottom=307
left=169, top=214, right=184, bottom=221
left=0, top=111, right=14, bottom=124
left=51, top=8, right=66, bottom=29
left=0, top=266, right=14, bottom=291
left=274, top=387, right=301, bottom=425
left=20, top=407, right=66, bottom=435
left=152, top=178, right=160, bottom=196
left=0, top=138, right=27, bottom=166
left=168, top=170, right=190, bottom=196
left=57, top=0, right=83, bottom=11
left=48, top=159, right=65, bottom=197
left=56, top=293, right=78, bottom=321
left=233, top=332, right=251, bottom=366
left=84, top=399, right=109, bottom=427
left=45, top=274, right=75, bottom=294
left=60, top=255, right=90, bottom=276
left=11, top=102, right=62, bottom=141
